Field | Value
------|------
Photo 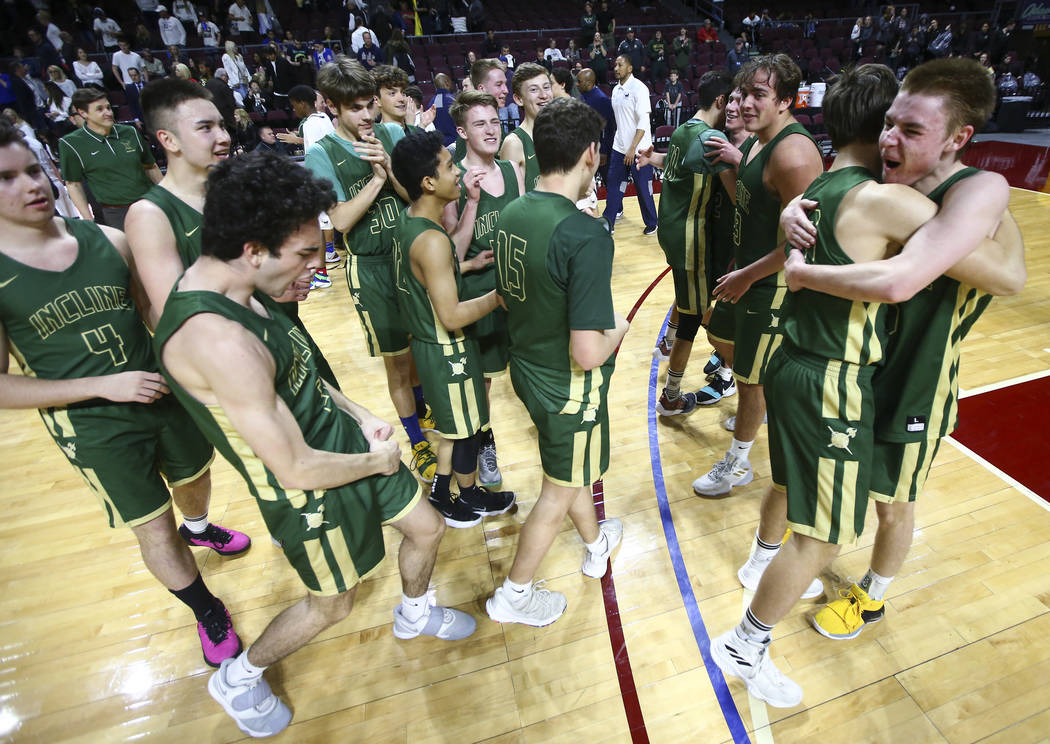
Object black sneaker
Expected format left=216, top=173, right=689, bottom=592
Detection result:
left=428, top=493, right=482, bottom=528
left=458, top=485, right=516, bottom=516
left=696, top=375, right=737, bottom=405
left=643, top=224, right=658, bottom=236
left=703, top=352, right=722, bottom=376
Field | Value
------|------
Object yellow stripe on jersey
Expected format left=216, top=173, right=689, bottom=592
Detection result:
left=837, top=459, right=860, bottom=542
left=587, top=419, right=603, bottom=483
left=325, top=526, right=359, bottom=589
left=207, top=403, right=308, bottom=508
left=80, top=465, right=122, bottom=526
left=820, top=359, right=863, bottom=421
left=927, top=285, right=982, bottom=438
left=6, top=336, right=37, bottom=377
left=463, top=375, right=482, bottom=432
left=813, top=457, right=838, bottom=541
left=561, top=349, right=584, bottom=415
left=571, top=428, right=588, bottom=485
left=843, top=301, right=883, bottom=365
left=448, top=382, right=467, bottom=435
left=303, top=533, right=340, bottom=595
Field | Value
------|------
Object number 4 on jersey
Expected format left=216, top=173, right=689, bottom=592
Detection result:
left=81, top=324, right=127, bottom=367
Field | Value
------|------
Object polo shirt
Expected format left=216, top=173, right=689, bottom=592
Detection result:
left=611, top=74, right=652, bottom=153
left=58, top=124, right=155, bottom=206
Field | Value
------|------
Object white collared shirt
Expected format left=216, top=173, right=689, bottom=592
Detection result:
left=611, top=74, right=652, bottom=153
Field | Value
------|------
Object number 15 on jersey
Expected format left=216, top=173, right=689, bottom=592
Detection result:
left=495, top=230, right=527, bottom=302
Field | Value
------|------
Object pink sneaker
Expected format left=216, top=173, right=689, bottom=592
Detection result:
left=179, top=523, right=251, bottom=556
left=198, top=602, right=242, bottom=667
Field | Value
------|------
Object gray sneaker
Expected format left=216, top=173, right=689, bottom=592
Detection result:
left=486, top=582, right=567, bottom=627
left=392, top=600, right=476, bottom=641
left=208, top=658, right=292, bottom=738
left=582, top=519, right=624, bottom=578
left=478, top=441, right=502, bottom=487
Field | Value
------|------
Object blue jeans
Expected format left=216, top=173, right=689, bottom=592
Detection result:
left=602, top=149, right=658, bottom=229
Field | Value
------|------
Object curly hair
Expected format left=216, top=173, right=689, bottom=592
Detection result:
left=202, top=151, right=335, bottom=260
left=372, top=64, right=409, bottom=92
left=735, top=53, right=802, bottom=104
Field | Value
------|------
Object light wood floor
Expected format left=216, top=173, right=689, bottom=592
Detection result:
left=1, top=189, right=1048, bottom=743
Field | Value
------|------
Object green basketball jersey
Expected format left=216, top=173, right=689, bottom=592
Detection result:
left=0, top=218, right=155, bottom=382
left=874, top=167, right=991, bottom=442
left=784, top=166, right=886, bottom=365
left=657, top=118, right=730, bottom=273
left=734, top=122, right=818, bottom=288
left=494, top=191, right=616, bottom=413
left=507, top=127, right=539, bottom=191
left=456, top=159, right=521, bottom=260
left=393, top=212, right=465, bottom=346
left=154, top=287, right=356, bottom=506
left=139, top=185, right=202, bottom=268
left=310, top=124, right=406, bottom=257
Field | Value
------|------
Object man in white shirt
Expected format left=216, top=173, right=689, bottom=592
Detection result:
left=158, top=6, right=187, bottom=47
left=93, top=10, right=123, bottom=51
left=544, top=39, right=565, bottom=62
left=227, top=0, right=254, bottom=41
left=112, top=38, right=148, bottom=86
left=602, top=54, right=657, bottom=235
left=350, top=24, right=378, bottom=54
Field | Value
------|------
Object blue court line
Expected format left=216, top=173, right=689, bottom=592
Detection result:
left=647, top=310, right=752, bottom=744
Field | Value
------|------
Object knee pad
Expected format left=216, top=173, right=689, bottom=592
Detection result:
left=451, top=433, right=481, bottom=475
left=675, top=312, right=702, bottom=342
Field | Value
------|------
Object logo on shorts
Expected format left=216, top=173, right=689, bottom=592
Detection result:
left=448, top=357, right=468, bottom=376
left=59, top=440, right=77, bottom=459
left=350, top=291, right=363, bottom=308
left=582, top=407, right=597, bottom=423
left=302, top=504, right=330, bottom=531
left=827, top=425, right=857, bottom=454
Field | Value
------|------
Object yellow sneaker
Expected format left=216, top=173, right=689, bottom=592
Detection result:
left=410, top=440, right=437, bottom=483
left=811, top=583, right=885, bottom=640
left=419, top=405, right=438, bottom=433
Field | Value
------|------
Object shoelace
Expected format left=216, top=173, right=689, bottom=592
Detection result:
left=200, top=607, right=232, bottom=643
left=479, top=444, right=498, bottom=469
left=200, top=524, right=233, bottom=546
left=709, top=454, right=734, bottom=480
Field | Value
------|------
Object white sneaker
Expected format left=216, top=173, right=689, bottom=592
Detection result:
left=324, top=246, right=340, bottom=264
left=709, top=629, right=803, bottom=708
left=582, top=519, right=623, bottom=578
left=737, top=558, right=824, bottom=599
left=208, top=659, right=292, bottom=737
left=693, top=453, right=753, bottom=496
left=722, top=412, right=766, bottom=432
left=486, top=582, right=567, bottom=627
left=392, top=595, right=476, bottom=640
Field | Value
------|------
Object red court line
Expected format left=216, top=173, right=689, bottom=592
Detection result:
left=953, top=375, right=1050, bottom=501
left=589, top=266, right=671, bottom=744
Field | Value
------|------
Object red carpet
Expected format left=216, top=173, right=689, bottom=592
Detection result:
left=953, top=375, right=1050, bottom=502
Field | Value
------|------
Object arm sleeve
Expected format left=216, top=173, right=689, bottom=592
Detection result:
left=682, top=127, right=730, bottom=175
left=550, top=214, right=616, bottom=331
left=303, top=144, right=346, bottom=201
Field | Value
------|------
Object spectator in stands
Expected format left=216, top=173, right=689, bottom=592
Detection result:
left=927, top=22, right=952, bottom=60
left=7, top=61, right=42, bottom=130
left=223, top=41, right=253, bottom=99
left=93, top=8, right=122, bottom=52
left=545, top=39, right=566, bottom=64
left=803, top=12, right=816, bottom=39
left=974, top=22, right=993, bottom=56
left=500, top=45, right=516, bottom=70
left=535, top=47, right=553, bottom=73
left=384, top=29, right=416, bottom=82
left=43, top=81, right=72, bottom=130
left=588, top=31, right=608, bottom=82
left=283, top=29, right=305, bottom=57
left=198, top=11, right=222, bottom=47
left=35, top=10, right=64, bottom=53
left=482, top=29, right=500, bottom=56
left=73, top=48, right=104, bottom=88
left=398, top=1, right=416, bottom=33
left=124, top=68, right=146, bottom=121
left=673, top=27, right=691, bottom=75
left=576, top=67, right=613, bottom=185
left=697, top=18, right=718, bottom=44
left=430, top=72, right=458, bottom=144
left=172, top=1, right=198, bottom=36
left=850, top=17, right=862, bottom=55
left=647, top=29, right=668, bottom=83
left=257, top=0, right=281, bottom=38
left=158, top=6, right=187, bottom=48
left=254, top=124, right=291, bottom=154
left=663, top=67, right=683, bottom=127
left=204, top=63, right=238, bottom=125
left=58, top=32, right=79, bottom=71
left=132, top=23, right=153, bottom=51
left=311, top=41, right=337, bottom=70
left=581, top=3, right=597, bottom=47
left=47, top=67, right=76, bottom=101
left=450, top=1, right=470, bottom=34
left=113, top=38, right=148, bottom=86
left=726, top=37, right=748, bottom=75
left=895, top=7, right=910, bottom=40
left=876, top=6, right=896, bottom=46
left=952, top=22, right=973, bottom=58
left=263, top=44, right=297, bottom=106
left=465, top=50, right=478, bottom=70
left=565, top=40, right=581, bottom=65
left=228, top=0, right=256, bottom=42
left=467, top=0, right=485, bottom=33
left=135, top=0, right=161, bottom=28
left=357, top=32, right=384, bottom=70
left=141, top=49, right=166, bottom=78
left=174, top=62, right=195, bottom=81
left=245, top=79, right=272, bottom=113
left=351, top=22, right=377, bottom=53
left=978, top=52, right=994, bottom=77
left=989, top=21, right=1016, bottom=63
left=27, top=29, right=64, bottom=73
left=618, top=28, right=644, bottom=77
left=596, top=1, right=615, bottom=48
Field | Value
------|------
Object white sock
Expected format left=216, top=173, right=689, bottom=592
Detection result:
left=861, top=569, right=893, bottom=601
left=503, top=577, right=532, bottom=599
left=226, top=649, right=267, bottom=685
left=717, top=365, right=733, bottom=382
left=182, top=513, right=209, bottom=535
left=730, top=438, right=753, bottom=462
left=736, top=607, right=773, bottom=644
left=585, top=530, right=608, bottom=555
left=751, top=531, right=781, bottom=563
left=400, top=592, right=428, bottom=623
